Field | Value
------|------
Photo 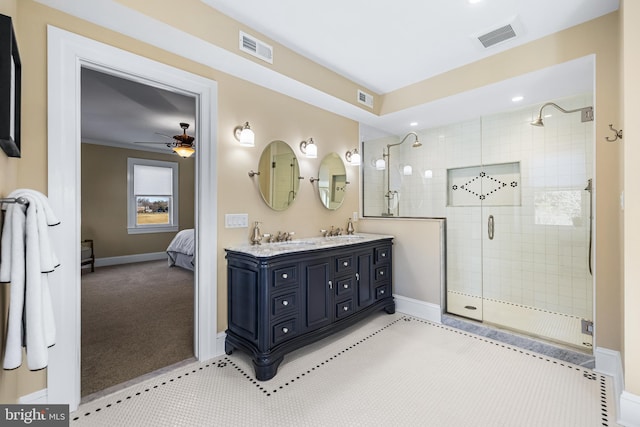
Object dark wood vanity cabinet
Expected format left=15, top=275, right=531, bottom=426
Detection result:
left=225, top=238, right=394, bottom=381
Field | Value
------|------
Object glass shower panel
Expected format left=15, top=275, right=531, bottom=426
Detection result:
left=444, top=120, right=484, bottom=321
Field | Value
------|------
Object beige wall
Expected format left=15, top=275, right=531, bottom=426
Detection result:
left=0, top=0, right=48, bottom=404
left=0, top=0, right=631, bottom=406
left=81, top=144, right=195, bottom=258
left=622, top=0, right=640, bottom=396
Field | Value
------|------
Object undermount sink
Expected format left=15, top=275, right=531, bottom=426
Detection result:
left=271, top=240, right=317, bottom=246
left=328, top=234, right=364, bottom=239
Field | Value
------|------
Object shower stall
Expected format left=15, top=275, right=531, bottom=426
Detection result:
left=362, top=93, right=594, bottom=351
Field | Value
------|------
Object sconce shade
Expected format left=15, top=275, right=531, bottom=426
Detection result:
left=424, top=169, right=433, bottom=178
left=173, top=145, right=195, bottom=158
left=234, top=122, right=255, bottom=147
left=345, top=148, right=361, bottom=166
left=300, top=138, right=317, bottom=158
left=375, top=158, right=386, bottom=170
left=403, top=165, right=413, bottom=175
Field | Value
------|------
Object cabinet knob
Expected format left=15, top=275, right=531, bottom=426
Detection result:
left=282, top=273, right=288, bottom=279
left=382, top=253, right=386, bottom=257
left=343, top=261, right=349, bottom=267
left=282, top=327, right=289, bottom=334
left=343, top=284, right=349, bottom=289
left=282, top=300, right=289, bottom=306
left=355, top=272, right=360, bottom=281
left=380, top=290, right=385, bottom=294
left=379, top=271, right=384, bottom=276
left=343, top=306, right=349, bottom=311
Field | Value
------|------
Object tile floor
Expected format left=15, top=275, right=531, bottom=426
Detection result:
left=72, top=312, right=617, bottom=427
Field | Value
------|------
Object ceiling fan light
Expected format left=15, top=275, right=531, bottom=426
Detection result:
left=173, top=145, right=195, bottom=158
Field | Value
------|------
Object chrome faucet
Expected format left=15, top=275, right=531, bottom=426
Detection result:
left=275, top=231, right=294, bottom=242
left=250, top=222, right=262, bottom=245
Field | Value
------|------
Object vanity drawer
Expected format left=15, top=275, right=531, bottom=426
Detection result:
left=272, top=318, right=297, bottom=345
left=375, top=284, right=391, bottom=299
left=374, top=265, right=389, bottom=283
left=273, top=266, right=297, bottom=288
left=334, top=255, right=354, bottom=274
left=335, top=277, right=354, bottom=297
left=335, top=299, right=354, bottom=319
left=272, top=292, right=297, bottom=317
left=375, top=246, right=391, bottom=264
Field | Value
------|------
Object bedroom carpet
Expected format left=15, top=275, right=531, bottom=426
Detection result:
left=71, top=312, right=618, bottom=427
left=81, top=260, right=194, bottom=398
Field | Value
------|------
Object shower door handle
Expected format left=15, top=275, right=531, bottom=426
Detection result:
left=488, top=215, right=495, bottom=240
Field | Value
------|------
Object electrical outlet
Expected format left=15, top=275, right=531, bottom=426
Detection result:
left=352, top=211, right=358, bottom=221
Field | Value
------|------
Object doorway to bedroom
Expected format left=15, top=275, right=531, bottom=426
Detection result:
left=47, top=27, right=218, bottom=411
left=79, top=67, right=197, bottom=399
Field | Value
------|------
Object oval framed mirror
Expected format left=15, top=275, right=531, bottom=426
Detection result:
left=317, top=152, right=347, bottom=210
left=257, top=140, right=300, bottom=211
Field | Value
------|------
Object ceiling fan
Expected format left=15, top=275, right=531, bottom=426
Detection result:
left=134, top=122, right=196, bottom=158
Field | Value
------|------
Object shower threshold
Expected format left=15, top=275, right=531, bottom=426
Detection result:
left=441, top=313, right=595, bottom=369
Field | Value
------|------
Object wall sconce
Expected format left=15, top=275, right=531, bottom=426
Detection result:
left=234, top=122, right=255, bottom=147
left=402, top=165, right=413, bottom=176
left=374, top=158, right=385, bottom=170
left=424, top=169, right=433, bottom=179
left=300, top=138, right=317, bottom=158
left=345, top=148, right=361, bottom=166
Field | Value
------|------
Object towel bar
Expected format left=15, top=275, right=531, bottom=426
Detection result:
left=0, top=197, right=28, bottom=205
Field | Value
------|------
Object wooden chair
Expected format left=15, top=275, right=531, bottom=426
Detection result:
left=81, top=239, right=95, bottom=272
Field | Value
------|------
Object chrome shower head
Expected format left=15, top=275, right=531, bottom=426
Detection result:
left=530, top=102, right=593, bottom=127
left=412, top=139, right=422, bottom=148
left=530, top=116, right=544, bottom=127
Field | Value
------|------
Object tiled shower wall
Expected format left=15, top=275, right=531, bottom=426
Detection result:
left=362, top=94, right=594, bottom=320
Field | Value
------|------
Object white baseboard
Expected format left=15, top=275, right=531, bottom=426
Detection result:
left=595, top=347, right=624, bottom=388
left=620, top=391, right=640, bottom=427
left=594, top=347, right=640, bottom=426
left=394, top=294, right=441, bottom=323
left=215, top=332, right=227, bottom=357
left=95, top=252, right=166, bottom=267
left=19, top=388, right=48, bottom=404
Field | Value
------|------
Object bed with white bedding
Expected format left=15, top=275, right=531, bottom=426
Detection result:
left=167, top=229, right=194, bottom=271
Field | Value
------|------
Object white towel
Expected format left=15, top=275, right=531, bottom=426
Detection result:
left=1, top=189, right=59, bottom=370
left=12, top=190, right=60, bottom=272
left=1, top=203, right=26, bottom=369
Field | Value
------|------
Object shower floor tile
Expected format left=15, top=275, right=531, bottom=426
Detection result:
left=448, top=290, right=592, bottom=350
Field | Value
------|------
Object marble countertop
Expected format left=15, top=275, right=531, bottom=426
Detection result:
left=225, top=233, right=394, bottom=257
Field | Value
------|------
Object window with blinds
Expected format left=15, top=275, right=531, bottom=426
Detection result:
left=127, top=158, right=179, bottom=234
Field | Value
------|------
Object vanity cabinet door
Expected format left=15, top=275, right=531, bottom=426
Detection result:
left=302, top=257, right=332, bottom=332
left=356, top=250, right=374, bottom=309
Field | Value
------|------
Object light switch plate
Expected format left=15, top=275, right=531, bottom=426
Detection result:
left=225, top=213, right=249, bottom=228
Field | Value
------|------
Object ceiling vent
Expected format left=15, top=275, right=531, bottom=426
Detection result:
left=477, top=23, right=517, bottom=48
left=358, top=90, right=374, bottom=108
left=239, top=31, right=273, bottom=64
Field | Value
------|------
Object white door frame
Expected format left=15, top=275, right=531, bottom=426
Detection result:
left=46, top=26, right=218, bottom=411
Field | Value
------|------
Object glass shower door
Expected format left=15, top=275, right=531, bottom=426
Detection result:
left=479, top=102, right=594, bottom=350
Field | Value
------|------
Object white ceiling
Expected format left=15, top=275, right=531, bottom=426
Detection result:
left=79, top=0, right=617, bottom=148
left=201, top=0, right=618, bottom=94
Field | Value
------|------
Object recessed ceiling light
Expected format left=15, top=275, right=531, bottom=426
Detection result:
left=512, top=95, right=524, bottom=102
left=468, top=0, right=482, bottom=4
left=410, top=122, right=418, bottom=127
